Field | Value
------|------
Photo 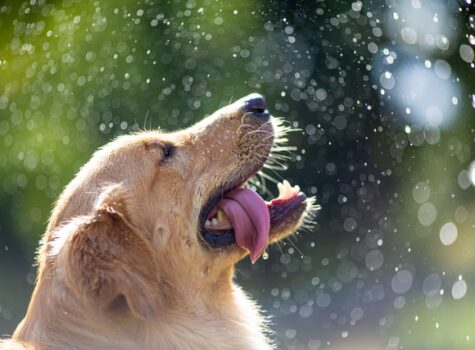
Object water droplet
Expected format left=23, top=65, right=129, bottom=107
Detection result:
left=452, top=280, right=468, bottom=299
left=439, top=222, right=458, bottom=246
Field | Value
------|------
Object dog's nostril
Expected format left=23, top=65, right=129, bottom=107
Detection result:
left=243, top=94, right=269, bottom=118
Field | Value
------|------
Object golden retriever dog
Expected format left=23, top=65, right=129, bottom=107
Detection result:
left=1, top=94, right=315, bottom=349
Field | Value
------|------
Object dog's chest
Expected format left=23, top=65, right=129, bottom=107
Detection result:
left=143, top=318, right=273, bottom=350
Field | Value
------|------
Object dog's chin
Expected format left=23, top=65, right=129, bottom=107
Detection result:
left=268, top=196, right=312, bottom=243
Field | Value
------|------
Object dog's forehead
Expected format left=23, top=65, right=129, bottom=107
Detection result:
left=106, top=131, right=173, bottom=151
left=136, top=130, right=190, bottom=145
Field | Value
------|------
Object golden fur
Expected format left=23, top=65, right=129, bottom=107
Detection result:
left=2, top=96, right=311, bottom=349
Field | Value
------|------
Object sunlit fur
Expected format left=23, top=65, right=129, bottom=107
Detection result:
left=250, top=116, right=319, bottom=226
left=2, top=95, right=315, bottom=350
left=246, top=116, right=319, bottom=256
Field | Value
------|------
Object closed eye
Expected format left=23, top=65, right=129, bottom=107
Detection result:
left=145, top=140, right=175, bottom=163
left=162, top=143, right=175, bottom=161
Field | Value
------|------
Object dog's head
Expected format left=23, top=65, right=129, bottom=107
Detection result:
left=45, top=94, right=315, bottom=321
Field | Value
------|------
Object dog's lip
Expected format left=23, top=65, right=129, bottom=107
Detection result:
left=268, top=192, right=307, bottom=225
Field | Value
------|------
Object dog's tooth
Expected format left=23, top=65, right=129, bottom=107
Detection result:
left=205, top=219, right=211, bottom=227
left=284, top=180, right=292, bottom=197
left=216, top=210, right=228, bottom=223
left=286, top=187, right=292, bottom=197
left=211, top=218, right=218, bottom=226
left=277, top=180, right=301, bottom=200
left=277, top=182, right=284, bottom=195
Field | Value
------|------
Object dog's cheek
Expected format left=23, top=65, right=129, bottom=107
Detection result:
left=152, top=226, right=170, bottom=249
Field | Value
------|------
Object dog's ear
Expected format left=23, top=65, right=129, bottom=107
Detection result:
left=65, top=187, right=161, bottom=321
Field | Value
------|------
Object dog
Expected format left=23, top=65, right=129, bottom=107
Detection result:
left=1, top=94, right=315, bottom=349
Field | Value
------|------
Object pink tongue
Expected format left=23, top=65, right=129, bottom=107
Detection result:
left=217, top=188, right=270, bottom=262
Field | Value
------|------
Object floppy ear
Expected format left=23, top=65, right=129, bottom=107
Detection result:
left=65, top=187, right=161, bottom=321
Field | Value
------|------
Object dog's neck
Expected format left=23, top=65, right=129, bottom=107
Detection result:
left=14, top=265, right=273, bottom=350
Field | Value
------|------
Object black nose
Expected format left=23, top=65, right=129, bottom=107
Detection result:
left=242, top=93, right=270, bottom=120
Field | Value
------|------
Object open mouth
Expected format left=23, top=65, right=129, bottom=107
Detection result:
left=199, top=179, right=307, bottom=262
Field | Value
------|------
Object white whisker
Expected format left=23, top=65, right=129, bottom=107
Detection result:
left=256, top=169, right=283, bottom=184
left=263, top=163, right=287, bottom=171
left=270, top=146, right=297, bottom=152
left=285, top=236, right=305, bottom=258
left=237, top=123, right=256, bottom=134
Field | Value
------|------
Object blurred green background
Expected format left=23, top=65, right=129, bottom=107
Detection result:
left=0, top=0, right=474, bottom=349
